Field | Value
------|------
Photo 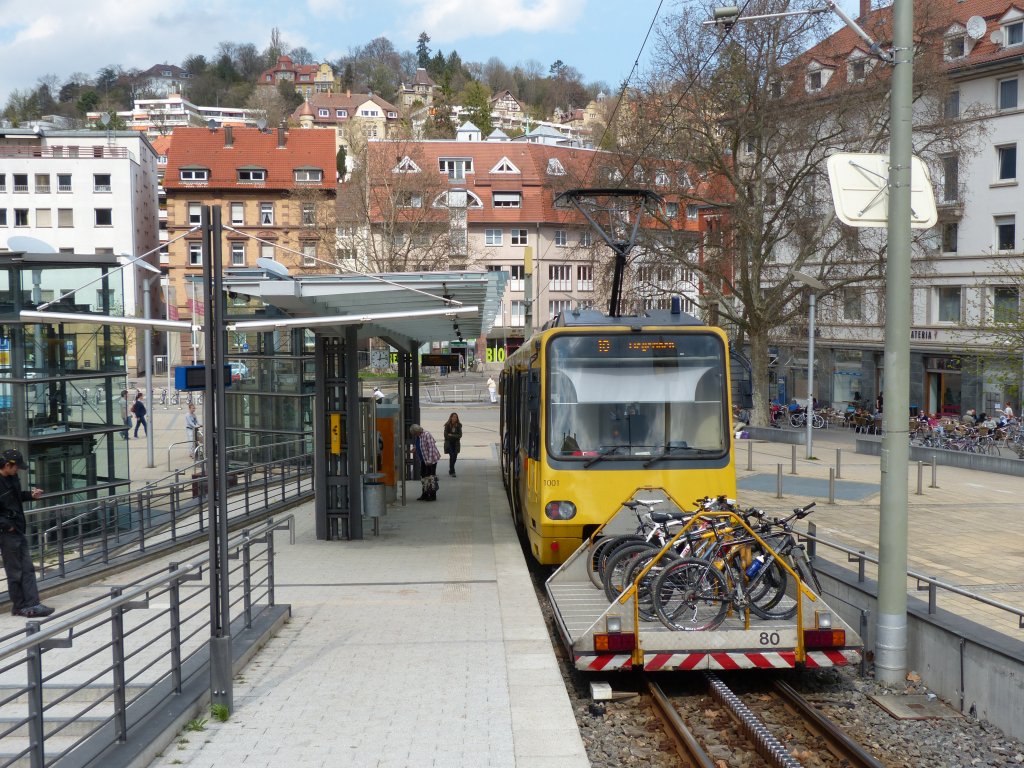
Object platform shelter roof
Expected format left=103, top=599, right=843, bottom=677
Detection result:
left=222, top=269, right=507, bottom=350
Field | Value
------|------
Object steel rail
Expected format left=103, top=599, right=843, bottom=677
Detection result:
left=773, top=680, right=884, bottom=768
left=706, top=672, right=803, bottom=768
left=643, top=676, right=716, bottom=768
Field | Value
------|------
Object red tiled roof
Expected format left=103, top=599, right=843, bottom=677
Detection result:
left=164, top=127, right=336, bottom=191
left=150, top=135, right=172, bottom=157
left=289, top=93, right=400, bottom=126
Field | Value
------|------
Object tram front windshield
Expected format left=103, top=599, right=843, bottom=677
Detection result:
left=547, top=332, right=728, bottom=461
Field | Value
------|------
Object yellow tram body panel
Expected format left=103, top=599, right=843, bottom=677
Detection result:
left=501, top=313, right=737, bottom=566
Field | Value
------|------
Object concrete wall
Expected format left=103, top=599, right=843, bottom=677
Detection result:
left=856, top=437, right=1024, bottom=477
left=745, top=426, right=805, bottom=444
left=815, top=559, right=1024, bottom=742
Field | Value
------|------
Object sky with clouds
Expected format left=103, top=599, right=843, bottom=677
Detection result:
left=0, top=0, right=676, bottom=106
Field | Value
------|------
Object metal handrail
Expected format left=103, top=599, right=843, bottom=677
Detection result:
left=0, top=514, right=294, bottom=660
left=802, top=529, right=1024, bottom=629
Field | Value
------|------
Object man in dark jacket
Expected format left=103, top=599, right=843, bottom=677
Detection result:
left=0, top=449, right=55, bottom=618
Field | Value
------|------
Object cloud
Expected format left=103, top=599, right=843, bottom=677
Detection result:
left=401, top=0, right=586, bottom=42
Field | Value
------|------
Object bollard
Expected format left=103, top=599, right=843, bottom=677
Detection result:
left=776, top=464, right=783, bottom=498
left=930, top=458, right=938, bottom=488
left=828, top=468, right=835, bottom=504
left=791, top=445, right=797, bottom=475
left=916, top=461, right=923, bottom=495
left=835, top=448, right=842, bottom=479
left=747, top=440, right=753, bottom=472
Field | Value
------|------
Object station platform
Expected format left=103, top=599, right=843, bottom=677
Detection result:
left=138, top=402, right=588, bottom=768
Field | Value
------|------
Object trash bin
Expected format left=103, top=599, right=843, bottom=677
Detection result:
left=363, top=473, right=386, bottom=517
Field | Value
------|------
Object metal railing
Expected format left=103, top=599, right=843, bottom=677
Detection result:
left=0, top=515, right=294, bottom=768
left=9, top=440, right=312, bottom=591
left=803, top=527, right=1024, bottom=629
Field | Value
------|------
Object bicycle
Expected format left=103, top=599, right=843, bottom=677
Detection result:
left=651, top=502, right=820, bottom=631
left=190, top=426, right=205, bottom=463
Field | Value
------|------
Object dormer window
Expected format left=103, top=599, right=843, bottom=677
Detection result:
left=1005, top=20, right=1024, bottom=47
left=318, top=108, right=329, bottom=117
left=769, top=80, right=784, bottom=99
left=237, top=168, right=267, bottom=182
left=180, top=168, right=209, bottom=182
left=336, top=109, right=348, bottom=118
left=945, top=35, right=966, bottom=59
left=387, top=111, right=397, bottom=119
left=393, top=156, right=421, bottom=173
left=491, top=157, right=520, bottom=174
left=807, top=70, right=823, bottom=92
left=294, top=168, right=323, bottom=183
left=655, top=170, right=670, bottom=187
left=546, top=158, right=565, bottom=175
left=849, top=59, right=867, bottom=82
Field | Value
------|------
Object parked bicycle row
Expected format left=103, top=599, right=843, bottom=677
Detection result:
left=910, top=420, right=1024, bottom=457
left=587, top=496, right=820, bottom=632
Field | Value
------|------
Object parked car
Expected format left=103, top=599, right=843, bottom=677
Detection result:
left=229, top=362, right=249, bottom=381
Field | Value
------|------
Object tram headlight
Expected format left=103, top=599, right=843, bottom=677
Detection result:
left=544, top=500, right=577, bottom=520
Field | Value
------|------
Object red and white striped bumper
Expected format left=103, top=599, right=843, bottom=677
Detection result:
left=577, top=648, right=859, bottom=672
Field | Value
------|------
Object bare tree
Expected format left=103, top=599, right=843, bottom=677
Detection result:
left=618, top=0, right=983, bottom=425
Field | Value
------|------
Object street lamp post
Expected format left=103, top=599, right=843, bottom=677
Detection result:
left=792, top=271, right=826, bottom=460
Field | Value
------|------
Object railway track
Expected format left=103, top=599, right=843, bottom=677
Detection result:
left=645, top=673, right=884, bottom=768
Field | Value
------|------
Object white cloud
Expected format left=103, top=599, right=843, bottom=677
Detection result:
left=401, top=0, right=586, bottom=42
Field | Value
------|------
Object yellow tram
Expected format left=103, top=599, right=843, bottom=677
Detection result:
left=499, top=305, right=737, bottom=565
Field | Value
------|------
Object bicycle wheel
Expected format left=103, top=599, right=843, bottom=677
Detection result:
left=652, top=558, right=729, bottom=631
left=623, top=549, right=679, bottom=622
left=193, top=444, right=205, bottom=463
left=747, top=558, right=794, bottom=620
left=812, top=414, right=825, bottom=429
left=603, top=543, right=658, bottom=603
left=587, top=535, right=638, bottom=589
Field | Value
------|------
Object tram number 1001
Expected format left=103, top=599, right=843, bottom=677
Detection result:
left=759, top=632, right=781, bottom=646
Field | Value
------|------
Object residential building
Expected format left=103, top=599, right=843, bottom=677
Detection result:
left=292, top=91, right=402, bottom=164
left=397, top=68, right=438, bottom=110
left=349, top=135, right=702, bottom=362
left=0, top=128, right=161, bottom=372
left=258, top=56, right=336, bottom=98
left=162, top=126, right=337, bottom=366
left=140, top=64, right=192, bottom=97
left=86, top=96, right=263, bottom=137
left=770, top=0, right=1024, bottom=415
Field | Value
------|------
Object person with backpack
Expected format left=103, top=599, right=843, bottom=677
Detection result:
left=131, top=392, right=148, bottom=438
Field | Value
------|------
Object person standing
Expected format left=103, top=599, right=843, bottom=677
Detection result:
left=1004, top=402, right=1015, bottom=420
left=131, top=392, right=148, bottom=438
left=185, top=403, right=201, bottom=448
left=409, top=424, right=440, bottom=501
left=119, top=389, right=131, bottom=440
left=0, top=449, right=55, bottom=618
left=487, top=376, right=497, bottom=404
left=443, top=412, right=463, bottom=477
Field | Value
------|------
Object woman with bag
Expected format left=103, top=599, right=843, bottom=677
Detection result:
left=409, top=424, right=440, bottom=501
left=443, top=412, right=463, bottom=477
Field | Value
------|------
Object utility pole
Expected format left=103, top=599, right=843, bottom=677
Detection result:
left=876, top=0, right=913, bottom=685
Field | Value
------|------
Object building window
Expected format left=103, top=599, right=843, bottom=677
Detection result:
left=57, top=173, right=72, bottom=192
left=14, top=209, right=28, bottom=227
left=35, top=209, right=51, bottom=227
left=944, top=35, right=966, bottom=60
left=665, top=202, right=679, bottom=219
left=937, top=286, right=961, bottom=322
left=439, top=158, right=472, bottom=180
left=807, top=70, right=823, bottom=92
left=999, top=78, right=1019, bottom=110
left=0, top=209, right=7, bottom=226
left=685, top=204, right=699, bottom=220
left=230, top=242, right=246, bottom=266
left=295, top=169, right=323, bottom=183
left=577, top=265, right=594, bottom=292
left=549, top=299, right=572, bottom=320
left=485, top=229, right=503, bottom=246
left=302, top=202, right=316, bottom=226
left=34, top=174, right=50, bottom=193
left=579, top=231, right=592, bottom=247
left=189, top=242, right=202, bottom=266
left=0, top=174, right=5, bottom=191
left=397, top=192, right=422, bottom=208
left=849, top=58, right=867, bottom=81
left=547, top=158, right=565, bottom=175
left=318, top=108, right=330, bottom=117
left=944, top=90, right=960, bottom=120
left=554, top=229, right=567, bottom=246
left=510, top=300, right=526, bottom=327
left=493, top=192, right=521, bottom=208
left=1004, top=20, right=1023, bottom=47
left=510, top=229, right=528, bottom=246
left=509, top=264, right=524, bottom=292
left=549, top=265, right=571, bottom=292
left=260, top=243, right=275, bottom=261
left=302, top=243, right=317, bottom=266
left=941, top=222, right=958, bottom=253
left=336, top=109, right=347, bottom=118
left=260, top=202, right=274, bottom=225
left=842, top=289, right=863, bottom=321
left=179, top=168, right=208, bottom=182
left=997, top=144, right=1017, bottom=181
left=230, top=202, right=244, bottom=226
left=941, top=155, right=959, bottom=202
left=994, top=287, right=1019, bottom=324
left=95, top=208, right=112, bottom=226
left=237, top=168, right=266, bottom=182
left=93, top=173, right=112, bottom=192
left=996, top=215, right=1016, bottom=251
left=13, top=174, right=27, bottom=192
left=188, top=202, right=202, bottom=226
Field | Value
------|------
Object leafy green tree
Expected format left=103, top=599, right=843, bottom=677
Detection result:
left=76, top=90, right=100, bottom=115
left=459, top=81, right=492, bottom=132
left=416, top=33, right=431, bottom=68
